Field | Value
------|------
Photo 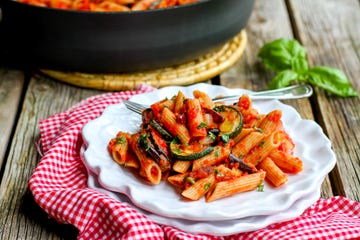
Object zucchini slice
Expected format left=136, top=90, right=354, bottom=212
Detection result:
left=150, top=120, right=173, bottom=142
left=170, top=141, right=214, bottom=161
left=214, top=105, right=243, bottom=139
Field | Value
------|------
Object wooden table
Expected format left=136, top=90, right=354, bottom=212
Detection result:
left=0, top=0, right=359, bottom=239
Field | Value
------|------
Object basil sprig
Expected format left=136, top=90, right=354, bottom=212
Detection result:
left=258, top=38, right=358, bottom=97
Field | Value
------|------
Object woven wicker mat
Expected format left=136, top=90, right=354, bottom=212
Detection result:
left=41, top=30, right=247, bottom=91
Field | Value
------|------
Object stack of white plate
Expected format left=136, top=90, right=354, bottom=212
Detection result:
left=81, top=84, right=336, bottom=236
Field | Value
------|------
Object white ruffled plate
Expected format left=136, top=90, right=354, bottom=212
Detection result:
left=82, top=83, right=336, bottom=221
left=85, top=168, right=320, bottom=236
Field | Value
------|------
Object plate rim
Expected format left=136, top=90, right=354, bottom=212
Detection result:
left=82, top=83, right=336, bottom=221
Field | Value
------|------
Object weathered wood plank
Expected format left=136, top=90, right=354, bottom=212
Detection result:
left=0, top=75, right=102, bottom=240
left=222, top=0, right=291, bottom=89
left=0, top=69, right=24, bottom=168
left=2, top=2, right=359, bottom=239
left=288, top=0, right=360, bottom=201
left=220, top=0, right=334, bottom=198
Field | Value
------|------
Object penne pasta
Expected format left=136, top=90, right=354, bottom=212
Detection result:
left=172, top=160, right=192, bottom=173
left=97, top=1, right=130, bottom=11
left=123, top=150, right=140, bottom=169
left=245, top=130, right=283, bottom=166
left=156, top=0, right=177, bottom=9
left=192, top=145, right=231, bottom=170
left=278, top=132, right=296, bottom=154
left=168, top=172, right=188, bottom=188
left=237, top=94, right=252, bottom=112
left=19, top=0, right=200, bottom=11
left=174, top=91, right=186, bottom=115
left=232, top=127, right=254, bottom=144
left=160, top=107, right=190, bottom=144
left=206, top=171, right=266, bottom=202
left=108, top=132, right=131, bottom=165
left=269, top=150, right=303, bottom=174
left=151, top=98, right=175, bottom=121
left=186, top=98, right=207, bottom=138
left=236, top=94, right=262, bottom=127
left=131, top=0, right=158, bottom=11
left=193, top=90, right=215, bottom=109
left=107, top=89, right=304, bottom=202
left=107, top=132, right=139, bottom=168
left=258, top=157, right=288, bottom=187
left=214, top=164, right=243, bottom=180
left=182, top=174, right=215, bottom=201
left=130, top=134, right=162, bottom=184
left=231, top=131, right=266, bottom=159
left=258, top=110, right=282, bottom=134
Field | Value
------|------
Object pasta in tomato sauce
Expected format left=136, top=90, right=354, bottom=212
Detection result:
left=17, top=0, right=199, bottom=12
left=107, top=90, right=303, bottom=202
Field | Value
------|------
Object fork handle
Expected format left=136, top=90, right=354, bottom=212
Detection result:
left=212, top=84, right=313, bottom=102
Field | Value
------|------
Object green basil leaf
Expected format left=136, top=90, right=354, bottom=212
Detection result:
left=306, top=66, right=359, bottom=97
left=268, top=70, right=299, bottom=89
left=258, top=38, right=307, bottom=72
left=292, top=55, right=308, bottom=73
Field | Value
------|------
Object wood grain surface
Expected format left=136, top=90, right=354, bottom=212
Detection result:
left=0, top=69, right=24, bottom=168
left=0, top=0, right=359, bottom=239
left=0, top=77, right=102, bottom=239
left=288, top=0, right=360, bottom=201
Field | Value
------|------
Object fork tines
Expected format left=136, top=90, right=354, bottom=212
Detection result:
left=123, top=100, right=147, bottom=115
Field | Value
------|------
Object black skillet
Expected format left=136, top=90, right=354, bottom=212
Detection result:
left=0, top=0, right=254, bottom=73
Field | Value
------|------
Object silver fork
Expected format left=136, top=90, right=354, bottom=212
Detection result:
left=123, top=84, right=313, bottom=114
left=123, top=100, right=149, bottom=115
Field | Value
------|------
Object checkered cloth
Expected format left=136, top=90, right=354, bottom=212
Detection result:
left=29, top=84, right=360, bottom=239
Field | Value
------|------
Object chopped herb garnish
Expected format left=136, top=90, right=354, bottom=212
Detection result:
left=214, top=169, right=224, bottom=177
left=257, top=183, right=265, bottom=192
left=197, top=122, right=207, bottom=129
left=204, top=183, right=211, bottom=191
left=139, top=134, right=150, bottom=151
left=214, top=148, right=220, bottom=158
left=239, top=154, right=244, bottom=159
left=213, top=105, right=225, bottom=112
left=258, top=141, right=265, bottom=148
left=254, top=127, right=264, bottom=134
left=208, top=132, right=216, bottom=141
left=115, top=136, right=126, bottom=144
left=173, top=136, right=181, bottom=144
left=221, top=134, right=230, bottom=143
left=185, top=176, right=196, bottom=185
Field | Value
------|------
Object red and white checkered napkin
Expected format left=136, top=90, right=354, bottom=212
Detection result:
left=29, top=84, right=360, bottom=240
